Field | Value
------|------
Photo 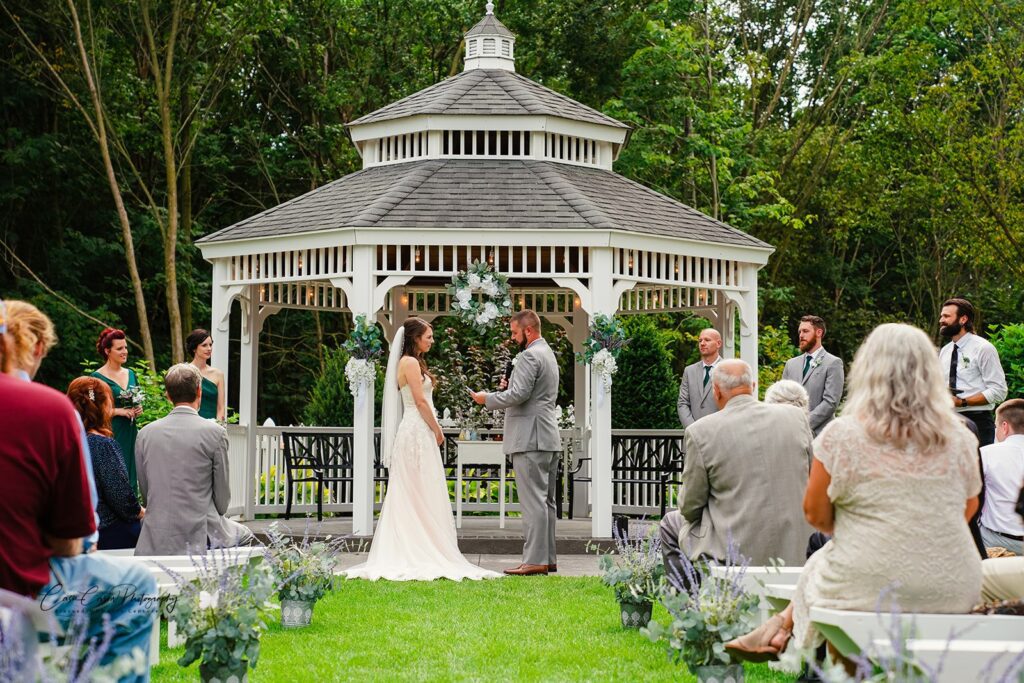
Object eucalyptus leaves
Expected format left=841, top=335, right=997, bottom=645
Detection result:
left=447, top=260, right=512, bottom=332
left=343, top=315, right=383, bottom=400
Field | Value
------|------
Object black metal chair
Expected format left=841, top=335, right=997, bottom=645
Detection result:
left=567, top=434, right=685, bottom=518
left=282, top=431, right=389, bottom=521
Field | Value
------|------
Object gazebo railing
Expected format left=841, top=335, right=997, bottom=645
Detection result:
left=226, top=425, right=685, bottom=519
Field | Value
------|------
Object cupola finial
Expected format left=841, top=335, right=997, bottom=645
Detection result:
left=485, top=1, right=494, bottom=15
left=464, top=1, right=516, bottom=72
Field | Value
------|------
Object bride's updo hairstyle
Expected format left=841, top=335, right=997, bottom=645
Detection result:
left=401, top=317, right=435, bottom=384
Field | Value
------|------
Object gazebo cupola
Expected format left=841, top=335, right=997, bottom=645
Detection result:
left=464, top=2, right=515, bottom=71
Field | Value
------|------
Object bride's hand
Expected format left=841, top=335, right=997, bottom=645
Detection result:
left=433, top=428, right=445, bottom=446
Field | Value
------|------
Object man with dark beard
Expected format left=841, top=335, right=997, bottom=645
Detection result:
left=782, top=315, right=845, bottom=436
left=938, top=298, right=1007, bottom=446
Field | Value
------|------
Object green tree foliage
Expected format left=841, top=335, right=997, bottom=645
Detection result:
left=757, top=324, right=799, bottom=400
left=612, top=317, right=677, bottom=429
left=990, top=324, right=1024, bottom=402
left=302, top=345, right=385, bottom=427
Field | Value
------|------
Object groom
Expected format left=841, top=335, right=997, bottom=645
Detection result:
left=471, top=310, right=561, bottom=576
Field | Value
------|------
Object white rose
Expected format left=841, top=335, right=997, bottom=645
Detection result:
left=456, top=289, right=472, bottom=303
left=483, top=301, right=499, bottom=317
left=467, top=273, right=482, bottom=288
left=459, top=300, right=472, bottom=310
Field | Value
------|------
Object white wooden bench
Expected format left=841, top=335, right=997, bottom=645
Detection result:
left=756, top=582, right=1024, bottom=681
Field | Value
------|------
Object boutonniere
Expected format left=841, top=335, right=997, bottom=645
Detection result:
left=810, top=357, right=823, bottom=370
left=511, top=353, right=522, bottom=367
left=960, top=354, right=971, bottom=368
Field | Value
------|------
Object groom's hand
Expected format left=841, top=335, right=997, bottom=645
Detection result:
left=469, top=390, right=487, bottom=405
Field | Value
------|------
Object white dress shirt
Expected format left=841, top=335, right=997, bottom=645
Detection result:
left=938, top=332, right=1008, bottom=411
left=980, top=434, right=1024, bottom=536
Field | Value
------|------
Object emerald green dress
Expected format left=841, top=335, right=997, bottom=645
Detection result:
left=91, top=369, right=139, bottom=491
left=199, top=376, right=219, bottom=420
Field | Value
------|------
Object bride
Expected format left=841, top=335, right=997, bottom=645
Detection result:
left=344, top=317, right=501, bottom=581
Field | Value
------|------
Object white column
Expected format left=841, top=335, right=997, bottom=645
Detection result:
left=350, top=245, right=377, bottom=536
left=239, top=285, right=260, bottom=520
left=589, top=247, right=615, bottom=538
left=738, top=267, right=759, bottom=389
left=719, top=295, right=736, bottom=360
left=210, top=259, right=232, bottom=403
left=571, top=302, right=590, bottom=519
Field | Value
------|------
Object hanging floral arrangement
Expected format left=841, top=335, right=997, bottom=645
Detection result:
left=447, top=260, right=512, bottom=333
left=576, top=314, right=629, bottom=398
left=343, top=315, right=383, bottom=401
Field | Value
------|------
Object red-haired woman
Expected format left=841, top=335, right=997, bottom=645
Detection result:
left=67, top=377, right=144, bottom=550
left=91, top=328, right=142, bottom=491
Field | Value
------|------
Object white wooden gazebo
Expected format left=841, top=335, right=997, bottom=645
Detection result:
left=197, top=4, right=773, bottom=537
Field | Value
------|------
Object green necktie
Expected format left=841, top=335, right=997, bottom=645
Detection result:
left=802, top=355, right=812, bottom=378
left=702, top=365, right=711, bottom=387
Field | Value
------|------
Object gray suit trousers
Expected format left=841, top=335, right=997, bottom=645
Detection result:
left=513, top=450, right=559, bottom=565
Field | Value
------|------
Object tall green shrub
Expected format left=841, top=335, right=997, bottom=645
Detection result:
left=990, top=323, right=1024, bottom=401
left=611, top=317, right=678, bottom=429
left=757, top=324, right=798, bottom=400
left=303, top=346, right=384, bottom=427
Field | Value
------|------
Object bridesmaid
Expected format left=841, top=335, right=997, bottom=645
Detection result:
left=91, top=327, right=142, bottom=491
left=187, top=328, right=225, bottom=421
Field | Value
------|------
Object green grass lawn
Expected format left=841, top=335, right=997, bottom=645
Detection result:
left=152, top=577, right=796, bottom=682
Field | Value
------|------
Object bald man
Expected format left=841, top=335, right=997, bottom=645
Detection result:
left=677, top=328, right=723, bottom=428
left=661, top=359, right=814, bottom=573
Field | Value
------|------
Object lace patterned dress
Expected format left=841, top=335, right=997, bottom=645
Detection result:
left=791, top=416, right=983, bottom=649
left=344, top=377, right=501, bottom=581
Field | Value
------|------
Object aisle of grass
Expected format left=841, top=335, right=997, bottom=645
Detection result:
left=152, top=577, right=796, bottom=682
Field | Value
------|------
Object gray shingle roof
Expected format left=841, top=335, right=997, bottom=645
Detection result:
left=348, top=69, right=628, bottom=129
left=198, top=159, right=770, bottom=250
left=466, top=14, right=514, bottom=38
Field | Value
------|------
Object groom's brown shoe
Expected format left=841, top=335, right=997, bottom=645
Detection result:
left=504, top=563, right=548, bottom=576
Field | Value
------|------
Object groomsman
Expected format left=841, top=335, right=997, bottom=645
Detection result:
left=677, top=328, right=723, bottom=428
left=938, top=297, right=1007, bottom=446
left=782, top=315, right=844, bottom=436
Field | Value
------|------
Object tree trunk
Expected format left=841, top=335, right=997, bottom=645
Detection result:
left=67, top=0, right=156, bottom=370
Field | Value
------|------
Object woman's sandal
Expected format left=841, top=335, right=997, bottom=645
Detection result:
left=724, top=615, right=791, bottom=663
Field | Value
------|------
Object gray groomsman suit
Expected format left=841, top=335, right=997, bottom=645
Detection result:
left=782, top=347, right=845, bottom=435
left=668, top=394, right=814, bottom=566
left=135, top=406, right=232, bottom=555
left=485, top=338, right=561, bottom=566
left=677, top=357, right=721, bottom=428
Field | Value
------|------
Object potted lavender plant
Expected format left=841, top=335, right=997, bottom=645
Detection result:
left=263, top=522, right=347, bottom=628
left=643, top=544, right=759, bottom=683
left=589, top=522, right=665, bottom=628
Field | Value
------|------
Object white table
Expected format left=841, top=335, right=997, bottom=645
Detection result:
left=455, top=440, right=506, bottom=529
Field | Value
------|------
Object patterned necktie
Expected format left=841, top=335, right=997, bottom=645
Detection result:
left=703, top=365, right=711, bottom=387
left=949, top=343, right=959, bottom=391
left=802, top=354, right=812, bottom=378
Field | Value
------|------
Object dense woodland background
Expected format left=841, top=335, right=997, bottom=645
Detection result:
left=2, top=0, right=1022, bottom=425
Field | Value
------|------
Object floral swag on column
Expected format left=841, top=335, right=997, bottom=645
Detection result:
left=344, top=315, right=383, bottom=405
left=576, top=314, right=629, bottom=404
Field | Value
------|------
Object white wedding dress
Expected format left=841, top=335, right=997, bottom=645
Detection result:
left=344, top=376, right=501, bottom=581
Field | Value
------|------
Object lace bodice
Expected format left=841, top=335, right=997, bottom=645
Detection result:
left=399, top=376, right=433, bottom=411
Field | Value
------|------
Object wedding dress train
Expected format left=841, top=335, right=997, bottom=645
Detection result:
left=344, top=377, right=501, bottom=581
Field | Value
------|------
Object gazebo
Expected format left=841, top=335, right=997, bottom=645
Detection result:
left=197, top=3, right=773, bottom=537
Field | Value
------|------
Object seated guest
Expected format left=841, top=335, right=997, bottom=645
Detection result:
left=0, top=300, right=154, bottom=680
left=136, top=363, right=250, bottom=555
left=67, top=377, right=145, bottom=550
left=726, top=324, right=981, bottom=662
left=981, top=484, right=1024, bottom=601
left=659, top=359, right=814, bottom=577
left=764, top=379, right=810, bottom=411
left=978, top=399, right=1024, bottom=555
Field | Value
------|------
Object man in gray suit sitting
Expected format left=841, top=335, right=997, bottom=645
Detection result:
left=659, top=360, right=813, bottom=576
left=677, top=328, right=724, bottom=428
left=781, top=315, right=844, bottom=436
left=135, top=363, right=250, bottom=555
left=472, top=310, right=561, bottom=576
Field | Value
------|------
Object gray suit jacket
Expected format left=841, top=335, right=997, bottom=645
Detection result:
left=485, top=338, right=561, bottom=455
left=677, top=360, right=719, bottom=428
left=679, top=394, right=813, bottom=566
left=135, top=406, right=231, bottom=555
left=782, top=349, right=844, bottom=435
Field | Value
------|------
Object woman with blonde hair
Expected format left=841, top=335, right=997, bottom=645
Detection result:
left=727, top=323, right=982, bottom=662
left=4, top=299, right=58, bottom=381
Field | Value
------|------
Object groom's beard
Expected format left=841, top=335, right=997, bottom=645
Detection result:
left=517, top=337, right=528, bottom=352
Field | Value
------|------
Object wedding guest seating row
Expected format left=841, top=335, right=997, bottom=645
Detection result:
left=757, top=578, right=1024, bottom=681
